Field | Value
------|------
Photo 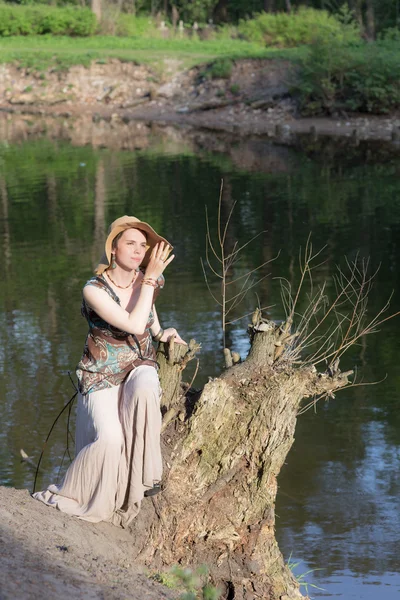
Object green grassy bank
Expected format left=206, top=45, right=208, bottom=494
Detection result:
left=0, top=34, right=306, bottom=72
left=0, top=4, right=398, bottom=116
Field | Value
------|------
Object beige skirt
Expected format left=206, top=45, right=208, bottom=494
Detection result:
left=33, top=365, right=162, bottom=527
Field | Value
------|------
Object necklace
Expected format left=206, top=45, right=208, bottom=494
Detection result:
left=105, top=270, right=138, bottom=289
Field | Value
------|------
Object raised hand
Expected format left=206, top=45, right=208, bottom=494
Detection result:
left=160, top=327, right=187, bottom=345
left=145, top=242, right=174, bottom=281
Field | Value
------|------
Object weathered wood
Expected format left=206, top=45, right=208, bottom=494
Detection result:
left=157, top=338, right=201, bottom=412
left=126, top=316, right=353, bottom=599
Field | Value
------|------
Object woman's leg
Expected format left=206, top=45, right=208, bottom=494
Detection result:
left=112, top=365, right=162, bottom=527
left=33, top=385, right=123, bottom=523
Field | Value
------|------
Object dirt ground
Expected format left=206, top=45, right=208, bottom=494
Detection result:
left=0, top=486, right=176, bottom=600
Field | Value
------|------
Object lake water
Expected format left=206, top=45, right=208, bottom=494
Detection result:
left=0, top=115, right=399, bottom=599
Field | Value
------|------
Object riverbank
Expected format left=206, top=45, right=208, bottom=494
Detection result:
left=0, top=58, right=399, bottom=143
left=0, top=485, right=177, bottom=600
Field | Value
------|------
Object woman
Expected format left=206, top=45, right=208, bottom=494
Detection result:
left=33, top=216, right=186, bottom=527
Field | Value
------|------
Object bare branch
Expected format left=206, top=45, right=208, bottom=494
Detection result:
left=226, top=251, right=280, bottom=286
left=200, top=258, right=223, bottom=307
left=205, top=237, right=223, bottom=279
left=222, top=199, right=237, bottom=248
left=217, top=179, right=223, bottom=249
left=226, top=304, right=275, bottom=325
left=225, top=229, right=268, bottom=260
left=205, top=207, right=223, bottom=264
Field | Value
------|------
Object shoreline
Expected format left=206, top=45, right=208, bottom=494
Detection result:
left=0, top=486, right=176, bottom=600
left=0, top=57, right=399, bottom=145
left=1, top=101, right=400, bottom=146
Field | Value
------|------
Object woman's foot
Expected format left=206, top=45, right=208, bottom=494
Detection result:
left=144, top=482, right=161, bottom=497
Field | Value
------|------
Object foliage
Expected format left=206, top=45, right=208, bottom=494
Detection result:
left=379, top=26, right=400, bottom=42
left=1, top=0, right=400, bottom=38
left=0, top=3, right=96, bottom=37
left=169, top=0, right=217, bottom=24
left=293, top=36, right=400, bottom=114
left=98, top=12, right=159, bottom=37
left=202, top=58, right=233, bottom=79
left=114, top=14, right=158, bottom=37
left=237, top=7, right=360, bottom=47
left=0, top=3, right=398, bottom=115
left=151, top=565, right=221, bottom=600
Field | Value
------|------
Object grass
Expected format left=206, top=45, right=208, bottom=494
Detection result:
left=287, top=553, right=325, bottom=597
left=0, top=34, right=307, bottom=72
left=150, top=565, right=221, bottom=600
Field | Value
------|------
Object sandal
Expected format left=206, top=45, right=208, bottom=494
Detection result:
left=144, top=482, right=162, bottom=497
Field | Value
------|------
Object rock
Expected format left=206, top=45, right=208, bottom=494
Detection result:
left=157, top=81, right=178, bottom=99
left=9, top=93, right=36, bottom=105
left=47, top=94, right=74, bottom=105
left=120, top=97, right=150, bottom=109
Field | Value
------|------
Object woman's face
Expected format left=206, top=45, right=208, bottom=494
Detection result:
left=113, top=228, right=147, bottom=271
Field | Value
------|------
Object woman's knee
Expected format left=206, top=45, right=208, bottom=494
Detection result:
left=97, top=427, right=123, bottom=448
left=124, top=370, right=160, bottom=402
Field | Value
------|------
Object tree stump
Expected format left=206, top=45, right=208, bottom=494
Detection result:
left=126, top=315, right=353, bottom=600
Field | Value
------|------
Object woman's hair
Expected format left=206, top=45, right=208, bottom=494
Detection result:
left=112, top=227, right=148, bottom=250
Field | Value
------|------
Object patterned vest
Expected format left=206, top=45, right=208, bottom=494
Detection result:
left=76, top=274, right=163, bottom=395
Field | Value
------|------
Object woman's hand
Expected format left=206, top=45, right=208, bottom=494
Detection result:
left=161, top=328, right=187, bottom=345
left=145, top=242, right=174, bottom=281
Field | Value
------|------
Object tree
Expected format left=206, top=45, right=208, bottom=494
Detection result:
left=123, top=230, right=398, bottom=598
left=365, top=0, right=376, bottom=39
left=91, top=0, right=102, bottom=21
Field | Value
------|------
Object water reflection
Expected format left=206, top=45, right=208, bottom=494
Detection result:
left=0, top=116, right=399, bottom=598
left=277, top=402, right=400, bottom=597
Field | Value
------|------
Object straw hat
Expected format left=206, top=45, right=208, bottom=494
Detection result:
left=95, top=215, right=172, bottom=275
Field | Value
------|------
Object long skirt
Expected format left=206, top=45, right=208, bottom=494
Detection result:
left=32, top=365, right=162, bottom=527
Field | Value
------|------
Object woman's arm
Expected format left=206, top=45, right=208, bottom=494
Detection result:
left=150, top=305, right=162, bottom=338
left=150, top=305, right=187, bottom=345
left=84, top=283, right=155, bottom=335
left=84, top=242, right=174, bottom=335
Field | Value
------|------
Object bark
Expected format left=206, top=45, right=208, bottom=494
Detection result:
left=213, top=0, right=229, bottom=24
left=365, top=0, right=376, bottom=40
left=171, top=5, right=179, bottom=29
left=349, top=0, right=364, bottom=32
left=126, top=315, right=353, bottom=599
left=264, top=0, right=275, bottom=12
left=91, top=0, right=102, bottom=22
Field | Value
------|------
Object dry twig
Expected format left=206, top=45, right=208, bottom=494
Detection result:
left=203, top=180, right=277, bottom=352
left=276, top=243, right=399, bottom=374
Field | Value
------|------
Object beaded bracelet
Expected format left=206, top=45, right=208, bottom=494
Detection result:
left=142, top=278, right=158, bottom=289
left=152, top=327, right=164, bottom=342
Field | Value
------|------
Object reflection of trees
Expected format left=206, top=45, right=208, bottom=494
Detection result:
left=277, top=400, right=400, bottom=576
left=92, top=159, right=106, bottom=269
left=0, top=178, right=11, bottom=278
left=46, top=175, right=57, bottom=226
